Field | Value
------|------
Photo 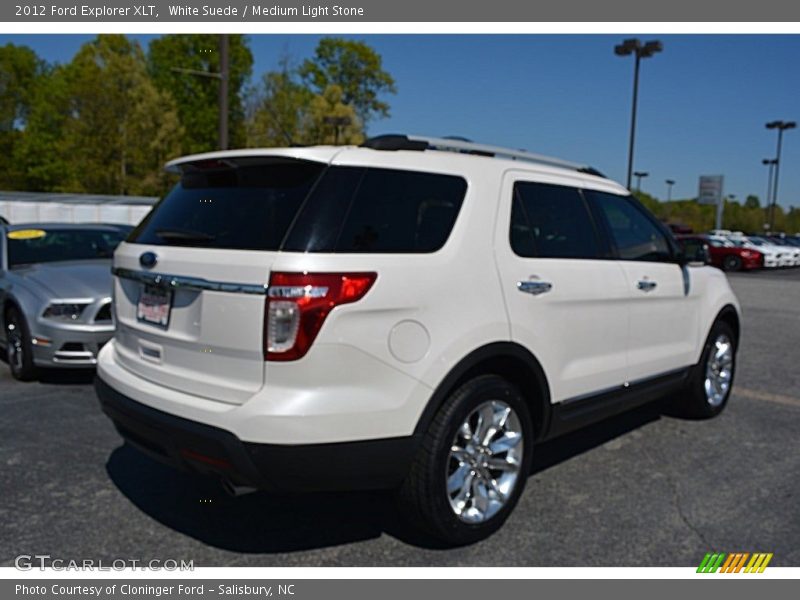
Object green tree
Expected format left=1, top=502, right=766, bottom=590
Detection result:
left=148, top=34, right=253, bottom=153
left=303, top=85, right=364, bottom=145
left=786, top=207, right=800, bottom=233
left=632, top=190, right=660, bottom=213
left=0, top=43, right=46, bottom=188
left=17, top=35, right=182, bottom=195
left=12, top=64, right=73, bottom=191
left=744, top=195, right=760, bottom=209
left=299, top=37, right=396, bottom=125
left=245, top=57, right=313, bottom=148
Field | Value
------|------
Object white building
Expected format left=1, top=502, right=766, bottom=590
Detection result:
left=0, top=190, right=157, bottom=226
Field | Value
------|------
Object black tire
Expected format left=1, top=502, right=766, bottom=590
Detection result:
left=673, top=320, right=736, bottom=419
left=5, top=305, right=37, bottom=381
left=396, top=375, right=534, bottom=546
left=722, top=255, right=742, bottom=272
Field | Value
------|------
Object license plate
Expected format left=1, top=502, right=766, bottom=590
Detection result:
left=137, top=285, right=172, bottom=328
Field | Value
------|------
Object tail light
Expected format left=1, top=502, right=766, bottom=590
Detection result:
left=264, top=272, right=377, bottom=361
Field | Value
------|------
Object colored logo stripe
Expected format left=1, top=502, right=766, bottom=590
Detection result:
left=697, top=553, right=726, bottom=573
left=745, top=553, right=773, bottom=573
left=697, top=552, right=773, bottom=573
left=720, top=553, right=749, bottom=573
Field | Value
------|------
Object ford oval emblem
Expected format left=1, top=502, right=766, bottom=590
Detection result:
left=139, top=252, right=157, bottom=268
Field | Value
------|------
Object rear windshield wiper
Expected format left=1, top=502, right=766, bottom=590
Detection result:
left=154, top=228, right=217, bottom=243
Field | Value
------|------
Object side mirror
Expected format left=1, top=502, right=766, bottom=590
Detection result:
left=677, top=240, right=710, bottom=266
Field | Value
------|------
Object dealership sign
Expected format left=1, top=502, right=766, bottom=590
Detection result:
left=698, top=175, right=724, bottom=205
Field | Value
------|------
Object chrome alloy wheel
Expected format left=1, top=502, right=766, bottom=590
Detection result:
left=6, top=320, right=24, bottom=373
left=446, top=400, right=524, bottom=523
left=704, top=333, right=734, bottom=407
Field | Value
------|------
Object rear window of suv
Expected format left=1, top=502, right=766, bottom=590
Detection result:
left=130, top=159, right=467, bottom=254
left=129, top=158, right=325, bottom=251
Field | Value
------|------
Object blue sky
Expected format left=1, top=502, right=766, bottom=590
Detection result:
left=3, top=34, right=800, bottom=206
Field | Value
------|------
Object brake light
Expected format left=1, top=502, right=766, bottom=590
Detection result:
left=264, top=272, right=377, bottom=361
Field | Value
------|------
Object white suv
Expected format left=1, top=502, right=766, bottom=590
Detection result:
left=96, top=135, right=741, bottom=545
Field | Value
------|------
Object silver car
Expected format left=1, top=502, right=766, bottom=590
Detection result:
left=0, top=223, right=130, bottom=380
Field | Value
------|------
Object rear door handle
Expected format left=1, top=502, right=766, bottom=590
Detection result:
left=517, top=280, right=553, bottom=296
left=637, top=280, right=657, bottom=292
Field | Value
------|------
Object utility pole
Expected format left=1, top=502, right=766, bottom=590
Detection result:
left=218, top=34, right=229, bottom=150
left=322, top=116, right=352, bottom=145
left=765, top=120, right=796, bottom=231
left=171, top=34, right=230, bottom=151
left=762, top=158, right=777, bottom=226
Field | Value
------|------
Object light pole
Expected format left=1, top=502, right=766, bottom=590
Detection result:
left=665, top=179, right=675, bottom=201
left=615, top=38, right=663, bottom=190
left=634, top=170, right=649, bottom=193
left=762, top=158, right=777, bottom=223
left=765, top=120, right=796, bottom=231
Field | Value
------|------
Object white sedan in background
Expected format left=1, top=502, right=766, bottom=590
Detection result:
left=748, top=236, right=799, bottom=267
left=724, top=236, right=784, bottom=268
left=766, top=236, right=800, bottom=266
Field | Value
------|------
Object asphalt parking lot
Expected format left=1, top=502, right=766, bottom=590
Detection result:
left=1, top=268, right=798, bottom=567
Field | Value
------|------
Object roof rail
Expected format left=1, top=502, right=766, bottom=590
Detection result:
left=361, top=134, right=606, bottom=178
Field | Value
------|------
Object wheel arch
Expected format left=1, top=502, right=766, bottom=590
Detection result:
left=1, top=286, right=42, bottom=337
left=414, top=342, right=552, bottom=441
left=714, top=304, right=741, bottom=347
left=0, top=296, right=22, bottom=343
left=0, top=296, right=24, bottom=340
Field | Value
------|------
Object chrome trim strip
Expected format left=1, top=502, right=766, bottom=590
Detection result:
left=559, top=383, right=624, bottom=406
left=558, top=366, right=691, bottom=406
left=111, top=267, right=268, bottom=295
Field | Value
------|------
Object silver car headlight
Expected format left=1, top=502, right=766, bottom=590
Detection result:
left=42, top=302, right=90, bottom=321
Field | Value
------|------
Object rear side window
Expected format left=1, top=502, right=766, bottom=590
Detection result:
left=283, top=167, right=467, bottom=253
left=510, top=182, right=601, bottom=259
left=585, top=191, right=672, bottom=262
left=129, top=158, right=325, bottom=251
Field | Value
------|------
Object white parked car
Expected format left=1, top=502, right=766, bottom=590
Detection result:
left=96, top=135, right=741, bottom=545
left=763, top=236, right=800, bottom=266
left=731, top=235, right=791, bottom=267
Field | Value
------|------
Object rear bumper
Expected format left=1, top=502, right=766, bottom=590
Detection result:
left=97, top=337, right=433, bottom=445
left=95, top=376, right=419, bottom=492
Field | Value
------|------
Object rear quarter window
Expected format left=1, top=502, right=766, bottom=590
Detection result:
left=509, top=181, right=601, bottom=259
left=283, top=166, right=467, bottom=253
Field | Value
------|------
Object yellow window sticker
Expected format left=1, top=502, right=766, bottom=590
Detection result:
left=7, top=229, right=47, bottom=240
